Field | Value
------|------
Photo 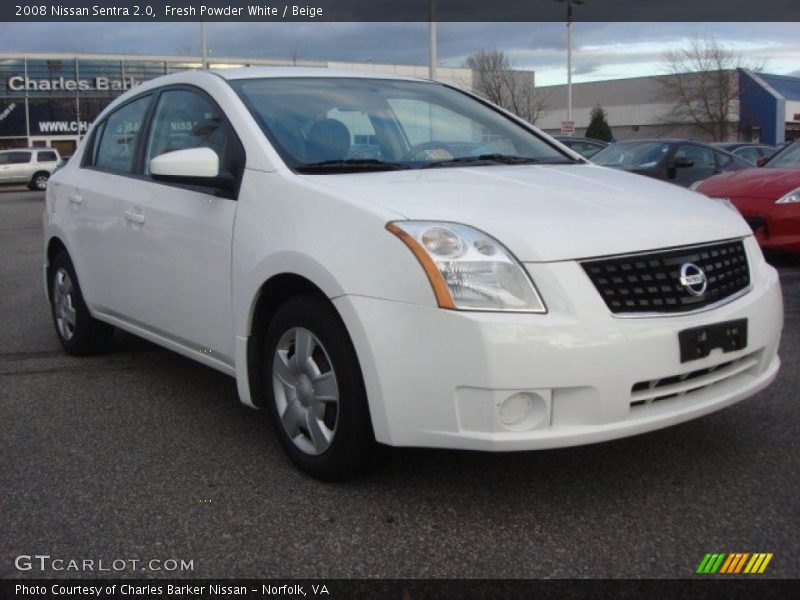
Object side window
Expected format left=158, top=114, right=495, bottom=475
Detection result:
left=8, top=151, right=32, bottom=164
left=145, top=89, right=231, bottom=173
left=675, top=144, right=714, bottom=169
left=94, top=95, right=151, bottom=174
left=89, top=121, right=106, bottom=166
left=734, top=147, right=759, bottom=164
left=716, top=150, right=738, bottom=170
left=38, top=151, right=58, bottom=162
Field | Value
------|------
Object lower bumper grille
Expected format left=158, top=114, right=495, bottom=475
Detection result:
left=581, top=239, right=750, bottom=315
left=630, top=351, right=760, bottom=409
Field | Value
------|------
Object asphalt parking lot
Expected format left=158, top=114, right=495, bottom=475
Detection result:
left=1, top=188, right=798, bottom=579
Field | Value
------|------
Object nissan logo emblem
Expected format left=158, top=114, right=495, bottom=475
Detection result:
left=679, top=263, right=708, bottom=296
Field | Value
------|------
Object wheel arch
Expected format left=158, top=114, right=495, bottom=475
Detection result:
left=30, top=170, right=50, bottom=187
left=245, top=272, right=353, bottom=409
left=45, top=236, right=69, bottom=301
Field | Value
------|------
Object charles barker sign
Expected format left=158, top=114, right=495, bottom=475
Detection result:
left=8, top=76, right=139, bottom=92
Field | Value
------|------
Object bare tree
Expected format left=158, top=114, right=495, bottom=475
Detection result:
left=464, top=49, right=549, bottom=124
left=657, top=35, right=765, bottom=141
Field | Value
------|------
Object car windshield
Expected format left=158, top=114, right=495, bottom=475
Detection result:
left=592, top=141, right=671, bottom=168
left=230, top=77, right=575, bottom=172
left=767, top=143, right=800, bottom=169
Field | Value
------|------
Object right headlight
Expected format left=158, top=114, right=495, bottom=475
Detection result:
left=776, top=187, right=800, bottom=204
left=387, top=221, right=546, bottom=313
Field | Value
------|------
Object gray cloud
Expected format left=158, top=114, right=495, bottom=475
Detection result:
left=0, top=21, right=797, bottom=76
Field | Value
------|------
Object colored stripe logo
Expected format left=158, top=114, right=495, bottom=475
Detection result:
left=696, top=552, right=773, bottom=574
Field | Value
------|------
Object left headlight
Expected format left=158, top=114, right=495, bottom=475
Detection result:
left=387, top=221, right=546, bottom=313
left=776, top=187, right=800, bottom=204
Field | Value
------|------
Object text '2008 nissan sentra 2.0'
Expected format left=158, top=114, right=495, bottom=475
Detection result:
left=44, top=68, right=783, bottom=480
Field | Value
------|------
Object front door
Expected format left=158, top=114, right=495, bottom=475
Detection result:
left=671, top=143, right=718, bottom=187
left=123, top=87, right=243, bottom=364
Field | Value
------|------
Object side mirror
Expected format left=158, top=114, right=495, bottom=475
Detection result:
left=672, top=156, right=694, bottom=168
left=756, top=156, right=768, bottom=167
left=150, top=147, right=235, bottom=192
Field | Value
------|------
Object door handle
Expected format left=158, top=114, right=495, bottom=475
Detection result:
left=68, top=192, right=83, bottom=205
left=124, top=210, right=145, bottom=224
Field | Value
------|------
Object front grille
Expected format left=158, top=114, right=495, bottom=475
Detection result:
left=630, top=351, right=760, bottom=409
left=581, top=240, right=750, bottom=314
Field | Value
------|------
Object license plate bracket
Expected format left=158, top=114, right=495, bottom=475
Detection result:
left=679, top=319, right=748, bottom=363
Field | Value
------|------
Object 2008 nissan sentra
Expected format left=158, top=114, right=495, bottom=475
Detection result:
left=43, top=68, right=783, bottom=480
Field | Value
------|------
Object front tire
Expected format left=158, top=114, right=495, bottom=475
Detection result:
left=261, top=294, right=374, bottom=481
left=29, top=171, right=49, bottom=191
left=49, top=251, right=114, bottom=355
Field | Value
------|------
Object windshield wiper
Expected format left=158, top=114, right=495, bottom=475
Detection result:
left=420, top=154, right=575, bottom=169
left=296, top=159, right=410, bottom=173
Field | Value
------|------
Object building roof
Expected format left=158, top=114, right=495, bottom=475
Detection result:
left=210, top=66, right=423, bottom=82
left=757, top=73, right=800, bottom=101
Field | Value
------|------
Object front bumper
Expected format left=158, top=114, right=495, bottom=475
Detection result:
left=334, top=236, right=783, bottom=451
left=733, top=197, right=800, bottom=253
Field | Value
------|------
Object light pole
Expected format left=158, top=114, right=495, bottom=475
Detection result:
left=200, top=21, right=208, bottom=69
left=559, top=0, right=585, bottom=133
left=429, top=0, right=437, bottom=80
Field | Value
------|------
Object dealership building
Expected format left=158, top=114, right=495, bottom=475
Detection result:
left=0, top=52, right=478, bottom=156
left=537, top=69, right=800, bottom=144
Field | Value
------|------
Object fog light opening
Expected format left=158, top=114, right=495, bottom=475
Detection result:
left=498, top=391, right=548, bottom=431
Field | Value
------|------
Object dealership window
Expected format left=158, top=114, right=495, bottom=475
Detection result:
left=93, top=95, right=151, bottom=174
left=0, top=138, right=28, bottom=151
left=24, top=60, right=77, bottom=98
left=144, top=89, right=237, bottom=176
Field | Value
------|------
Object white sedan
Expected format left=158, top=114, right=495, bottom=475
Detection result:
left=44, top=68, right=782, bottom=480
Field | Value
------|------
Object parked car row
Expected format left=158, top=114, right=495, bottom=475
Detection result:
left=590, top=139, right=752, bottom=188
left=695, top=141, right=800, bottom=254
left=552, top=135, right=608, bottom=158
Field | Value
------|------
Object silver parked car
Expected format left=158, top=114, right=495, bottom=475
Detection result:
left=0, top=148, right=61, bottom=191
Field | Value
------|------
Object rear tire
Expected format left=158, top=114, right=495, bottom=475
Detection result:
left=260, top=293, right=375, bottom=481
left=29, top=171, right=49, bottom=191
left=49, top=251, right=114, bottom=355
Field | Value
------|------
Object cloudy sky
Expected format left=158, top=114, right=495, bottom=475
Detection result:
left=0, top=21, right=798, bottom=86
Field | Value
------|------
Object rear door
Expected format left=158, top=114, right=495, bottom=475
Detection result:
left=6, top=151, right=33, bottom=183
left=0, top=152, right=11, bottom=181
left=124, top=86, right=244, bottom=364
left=59, top=94, right=154, bottom=315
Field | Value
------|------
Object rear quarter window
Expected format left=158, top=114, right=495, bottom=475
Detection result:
left=37, top=151, right=58, bottom=162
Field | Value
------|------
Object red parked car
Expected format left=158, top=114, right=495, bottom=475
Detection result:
left=695, top=141, right=800, bottom=253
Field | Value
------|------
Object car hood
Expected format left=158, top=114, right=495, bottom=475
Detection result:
left=698, top=168, right=800, bottom=200
left=305, top=163, right=751, bottom=262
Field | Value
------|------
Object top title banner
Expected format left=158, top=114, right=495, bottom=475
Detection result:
left=4, top=0, right=800, bottom=22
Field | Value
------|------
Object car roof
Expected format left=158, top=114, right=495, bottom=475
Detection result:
left=210, top=66, right=426, bottom=83
left=711, top=142, right=771, bottom=148
left=554, top=136, right=606, bottom=143
left=0, top=147, right=54, bottom=152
